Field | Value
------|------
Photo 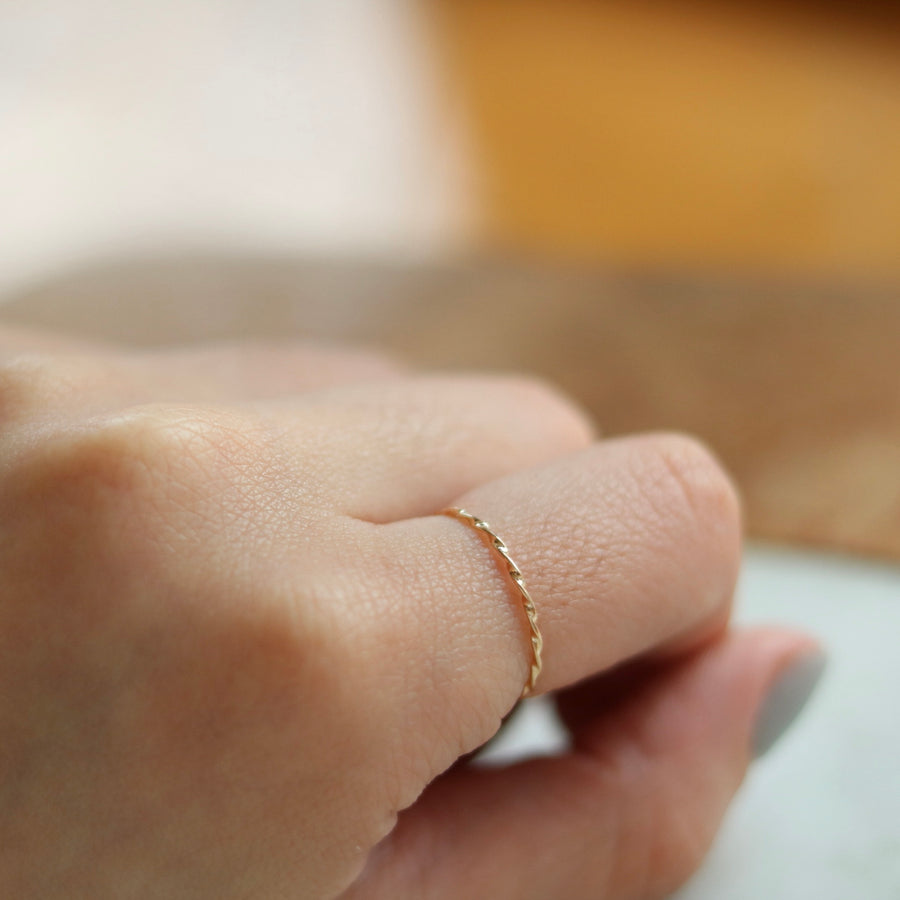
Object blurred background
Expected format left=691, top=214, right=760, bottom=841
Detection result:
left=1, top=2, right=898, bottom=895
left=1, top=2, right=898, bottom=551
left=3, top=0, right=899, bottom=559
left=0, top=0, right=900, bottom=556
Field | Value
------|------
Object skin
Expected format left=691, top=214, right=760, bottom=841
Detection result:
left=0, top=326, right=819, bottom=899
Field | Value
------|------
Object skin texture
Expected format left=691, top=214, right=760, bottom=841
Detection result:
left=0, top=326, right=821, bottom=899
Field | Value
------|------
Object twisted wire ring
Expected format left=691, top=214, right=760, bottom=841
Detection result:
left=441, top=507, right=544, bottom=698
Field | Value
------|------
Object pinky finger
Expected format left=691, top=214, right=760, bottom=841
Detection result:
left=345, top=628, right=826, bottom=900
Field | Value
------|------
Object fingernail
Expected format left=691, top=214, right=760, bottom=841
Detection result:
left=752, top=649, right=828, bottom=759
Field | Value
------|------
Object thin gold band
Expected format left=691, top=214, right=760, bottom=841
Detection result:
left=441, top=507, right=544, bottom=698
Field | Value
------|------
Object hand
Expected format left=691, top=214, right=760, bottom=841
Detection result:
left=0, top=327, right=822, bottom=898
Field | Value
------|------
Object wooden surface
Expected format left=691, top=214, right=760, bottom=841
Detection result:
left=3, top=255, right=899, bottom=559
left=428, top=0, right=900, bottom=278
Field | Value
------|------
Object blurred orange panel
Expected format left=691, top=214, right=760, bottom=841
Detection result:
left=429, top=0, right=900, bottom=278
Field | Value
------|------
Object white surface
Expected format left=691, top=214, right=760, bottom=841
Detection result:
left=483, top=545, right=900, bottom=898
left=0, top=0, right=470, bottom=298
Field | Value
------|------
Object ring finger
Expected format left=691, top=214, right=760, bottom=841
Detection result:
left=361, top=433, right=741, bottom=774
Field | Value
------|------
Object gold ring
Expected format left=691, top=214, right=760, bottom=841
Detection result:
left=441, top=507, right=543, bottom=698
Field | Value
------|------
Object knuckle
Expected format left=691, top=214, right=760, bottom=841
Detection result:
left=6, top=416, right=164, bottom=554
left=9, top=405, right=266, bottom=535
left=636, top=433, right=743, bottom=612
left=0, top=404, right=289, bottom=666
left=643, top=432, right=742, bottom=540
left=36, top=410, right=178, bottom=498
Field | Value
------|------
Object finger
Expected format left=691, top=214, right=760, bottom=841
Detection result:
left=347, top=629, right=826, bottom=900
left=365, top=433, right=741, bottom=768
left=0, top=325, right=403, bottom=391
left=0, top=338, right=404, bottom=423
left=0, top=323, right=108, bottom=358
left=259, top=374, right=596, bottom=521
left=137, top=341, right=406, bottom=396
left=448, top=595, right=733, bottom=775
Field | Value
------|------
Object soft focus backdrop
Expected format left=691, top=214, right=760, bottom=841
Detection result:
left=2, top=0, right=899, bottom=558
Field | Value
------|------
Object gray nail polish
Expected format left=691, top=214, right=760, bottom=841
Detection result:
left=752, top=650, right=828, bottom=759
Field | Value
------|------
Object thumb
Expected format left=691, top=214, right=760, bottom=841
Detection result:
left=346, top=628, right=826, bottom=900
